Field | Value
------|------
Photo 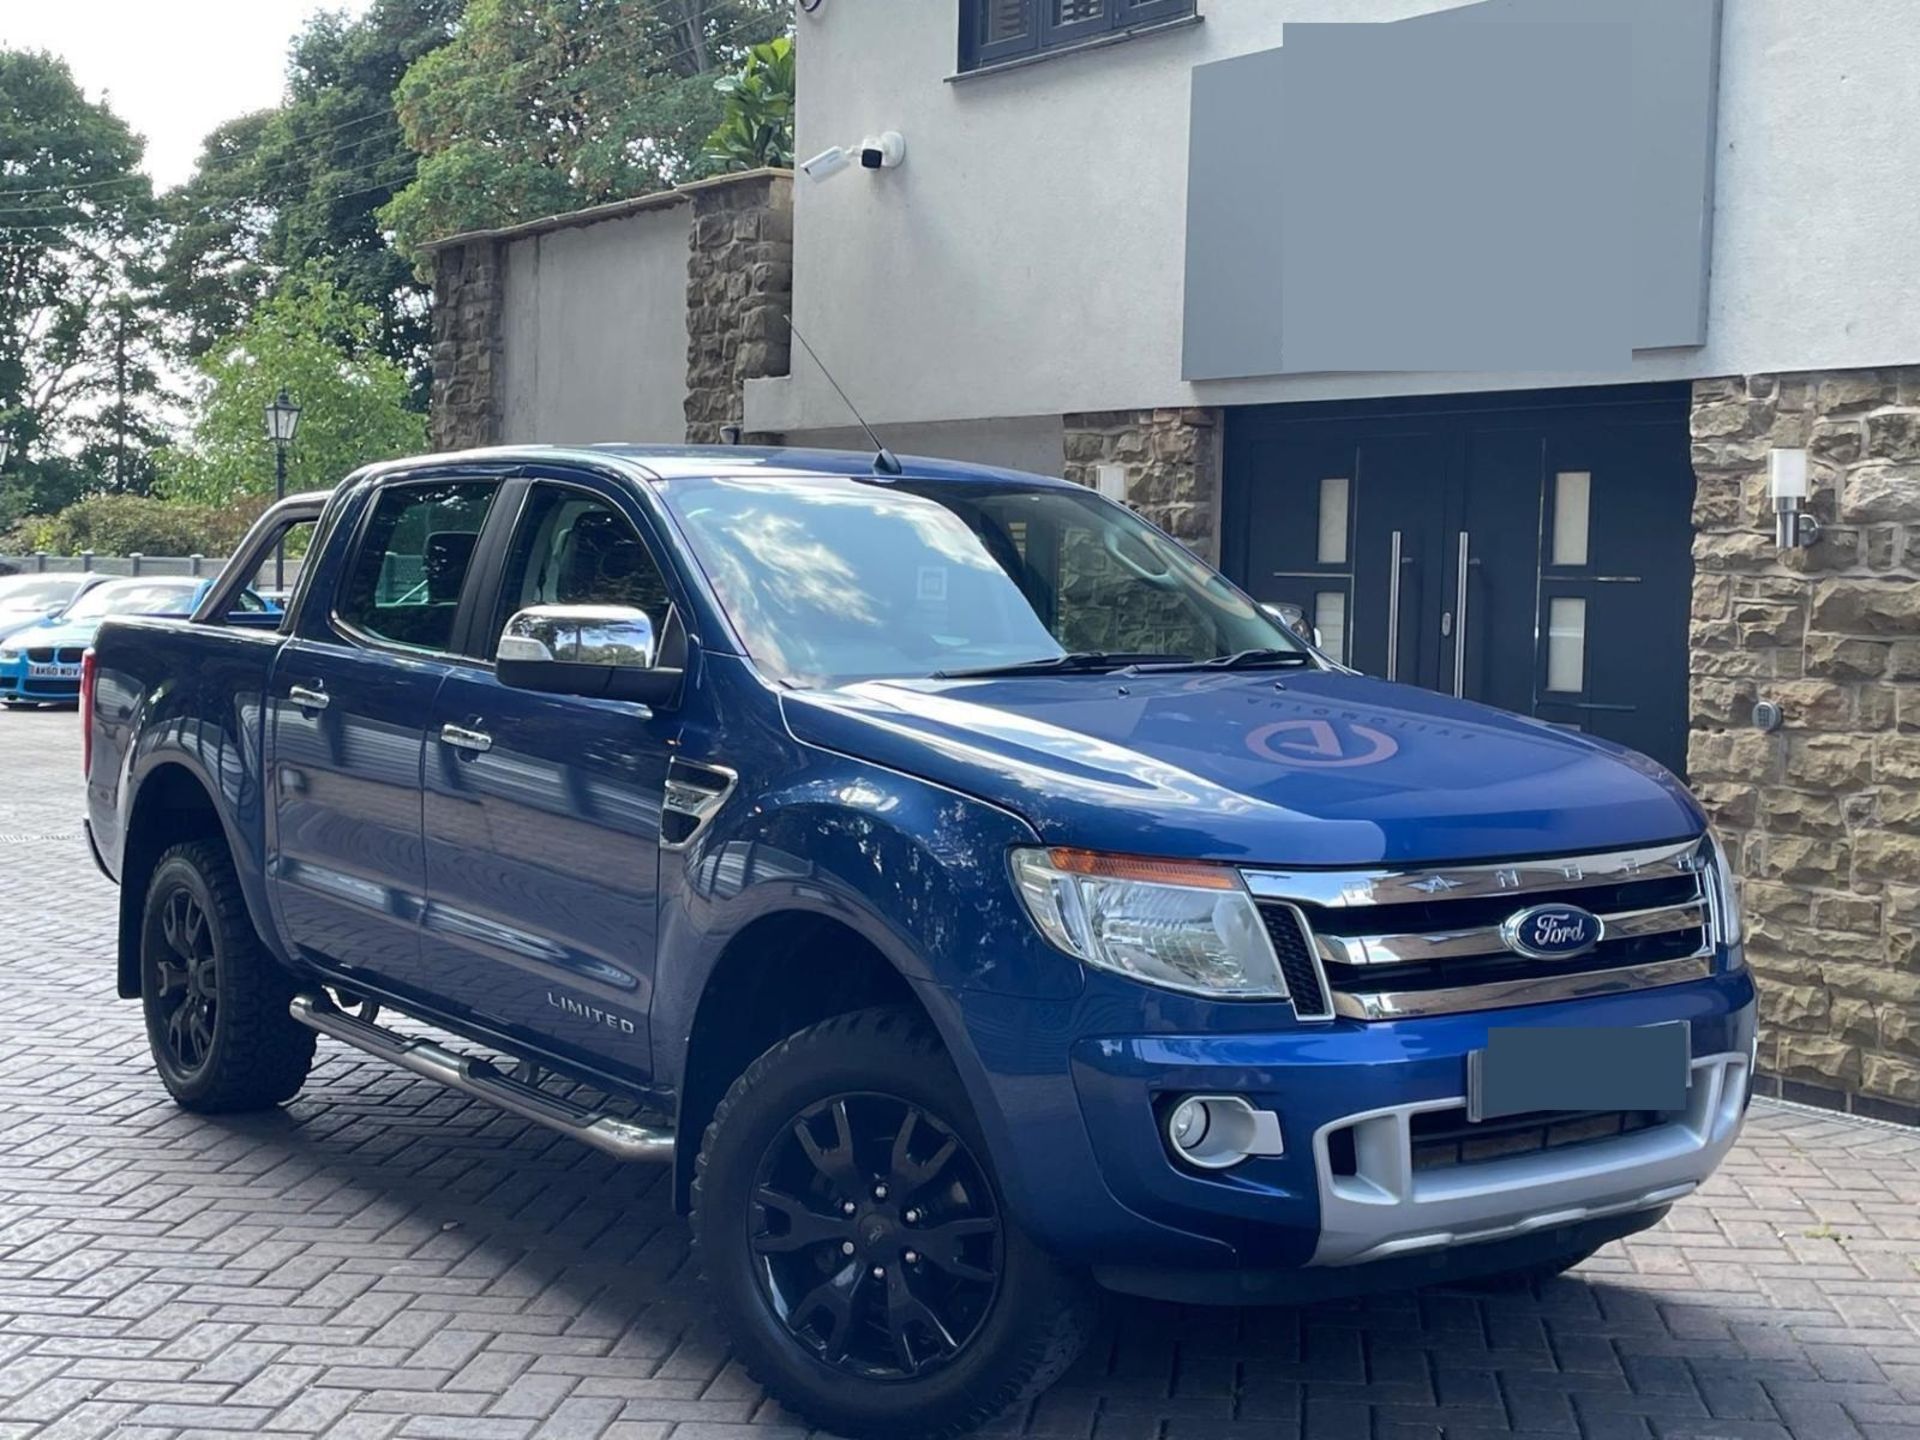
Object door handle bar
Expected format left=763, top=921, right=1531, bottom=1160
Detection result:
left=1453, top=530, right=1471, bottom=699
left=288, top=684, right=329, bottom=712
left=440, top=723, right=492, bottom=754
left=1385, top=530, right=1404, bottom=683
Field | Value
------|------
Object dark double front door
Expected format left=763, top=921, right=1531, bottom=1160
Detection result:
left=1224, top=386, right=1694, bottom=775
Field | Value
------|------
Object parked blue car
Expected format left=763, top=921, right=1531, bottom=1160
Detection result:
left=85, top=448, right=1755, bottom=1439
left=0, top=571, right=112, bottom=645
left=0, top=576, right=273, bottom=705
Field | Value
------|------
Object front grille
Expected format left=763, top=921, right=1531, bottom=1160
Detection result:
left=22, top=647, right=82, bottom=664
left=1247, top=838, right=1716, bottom=1020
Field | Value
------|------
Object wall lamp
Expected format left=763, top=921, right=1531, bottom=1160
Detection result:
left=1769, top=448, right=1820, bottom=550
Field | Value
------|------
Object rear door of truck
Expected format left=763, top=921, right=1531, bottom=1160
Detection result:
left=266, top=472, right=505, bottom=998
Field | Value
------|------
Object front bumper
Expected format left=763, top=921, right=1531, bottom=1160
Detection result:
left=954, top=967, right=1756, bottom=1299
left=0, top=655, right=82, bottom=702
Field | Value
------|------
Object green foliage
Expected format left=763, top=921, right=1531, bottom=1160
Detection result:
left=702, top=37, right=795, bottom=174
left=1, top=493, right=259, bottom=558
left=0, top=50, right=168, bottom=529
left=382, top=0, right=789, bottom=256
left=159, top=272, right=426, bottom=507
left=155, top=0, right=463, bottom=401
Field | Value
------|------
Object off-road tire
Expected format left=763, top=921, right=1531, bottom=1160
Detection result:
left=140, top=840, right=315, bottom=1112
left=691, top=1006, right=1096, bottom=1440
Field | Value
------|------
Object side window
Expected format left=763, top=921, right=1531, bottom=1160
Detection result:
left=486, top=486, right=674, bottom=657
left=337, top=480, right=497, bottom=653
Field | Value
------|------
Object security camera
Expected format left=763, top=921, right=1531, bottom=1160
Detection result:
left=859, top=131, right=907, bottom=170
left=802, top=132, right=905, bottom=182
left=801, top=146, right=852, bottom=180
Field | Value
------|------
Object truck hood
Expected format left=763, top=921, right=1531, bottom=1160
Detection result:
left=780, top=669, right=1703, bottom=866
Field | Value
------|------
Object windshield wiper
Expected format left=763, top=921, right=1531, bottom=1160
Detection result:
left=932, top=650, right=1186, bottom=680
left=1122, top=648, right=1313, bottom=674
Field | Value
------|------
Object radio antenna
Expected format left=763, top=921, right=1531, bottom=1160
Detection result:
left=785, top=313, right=902, bottom=477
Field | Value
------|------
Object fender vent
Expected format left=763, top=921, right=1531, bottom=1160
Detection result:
left=662, top=759, right=737, bottom=850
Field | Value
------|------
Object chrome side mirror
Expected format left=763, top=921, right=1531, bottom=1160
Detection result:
left=496, top=604, right=681, bottom=705
left=1262, top=601, right=1322, bottom=650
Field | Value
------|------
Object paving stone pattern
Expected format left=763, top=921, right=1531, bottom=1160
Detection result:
left=2, top=708, right=1918, bottom=1439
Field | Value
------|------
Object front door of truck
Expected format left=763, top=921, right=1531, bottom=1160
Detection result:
left=267, top=476, right=500, bottom=998
left=419, top=477, right=679, bottom=1077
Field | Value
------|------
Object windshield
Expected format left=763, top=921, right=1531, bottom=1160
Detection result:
left=659, top=474, right=1302, bottom=686
left=0, top=575, right=85, bottom=610
left=63, top=581, right=198, bottom=622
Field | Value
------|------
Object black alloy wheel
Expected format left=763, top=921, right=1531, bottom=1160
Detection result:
left=750, top=1092, right=1003, bottom=1381
left=139, top=840, right=315, bottom=1112
left=151, top=886, right=219, bottom=1077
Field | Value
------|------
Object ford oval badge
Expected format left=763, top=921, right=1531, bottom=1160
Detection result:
left=1500, top=903, right=1604, bottom=961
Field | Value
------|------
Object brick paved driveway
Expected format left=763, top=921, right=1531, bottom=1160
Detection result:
left=3, top=705, right=1919, bottom=1440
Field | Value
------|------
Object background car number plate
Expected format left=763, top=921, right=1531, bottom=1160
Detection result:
left=1469, top=1022, right=1690, bottom=1121
left=26, top=661, right=81, bottom=679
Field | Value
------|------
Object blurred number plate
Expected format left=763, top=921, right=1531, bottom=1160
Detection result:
left=27, top=662, right=80, bottom=679
left=1469, top=1023, right=1689, bottom=1122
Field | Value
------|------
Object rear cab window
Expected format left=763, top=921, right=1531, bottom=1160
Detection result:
left=334, top=480, right=498, bottom=653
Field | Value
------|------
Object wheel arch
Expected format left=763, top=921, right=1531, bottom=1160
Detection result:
left=116, top=761, right=268, bottom=999
left=670, top=910, right=941, bottom=1213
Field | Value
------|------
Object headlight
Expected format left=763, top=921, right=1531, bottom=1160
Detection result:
left=1704, top=828, right=1744, bottom=958
left=1010, top=847, right=1288, bottom=999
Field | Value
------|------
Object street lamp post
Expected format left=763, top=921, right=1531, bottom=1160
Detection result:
left=263, top=389, right=302, bottom=591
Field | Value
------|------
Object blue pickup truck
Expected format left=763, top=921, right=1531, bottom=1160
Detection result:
left=85, top=446, right=1756, bottom=1439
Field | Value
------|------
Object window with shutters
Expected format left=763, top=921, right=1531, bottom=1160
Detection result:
left=959, top=0, right=1197, bottom=73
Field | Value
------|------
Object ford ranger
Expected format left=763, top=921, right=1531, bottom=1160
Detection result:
left=84, top=445, right=1755, bottom=1439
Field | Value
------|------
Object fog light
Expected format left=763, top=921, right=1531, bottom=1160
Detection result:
left=1164, top=1095, right=1284, bottom=1170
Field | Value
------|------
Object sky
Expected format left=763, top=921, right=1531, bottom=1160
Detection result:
left=2, top=0, right=376, bottom=191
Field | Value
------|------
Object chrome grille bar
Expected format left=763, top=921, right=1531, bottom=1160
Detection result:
left=1317, top=899, right=1709, bottom=969
left=1241, top=837, right=1706, bottom=910
left=1330, top=956, right=1714, bottom=1021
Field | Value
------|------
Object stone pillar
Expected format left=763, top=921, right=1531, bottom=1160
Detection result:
left=429, top=239, right=505, bottom=451
left=1062, top=408, right=1224, bottom=562
left=1689, top=368, right=1920, bottom=1125
left=683, top=170, right=793, bottom=443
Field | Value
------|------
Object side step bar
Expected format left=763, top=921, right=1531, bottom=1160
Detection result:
left=288, top=994, right=673, bottom=1162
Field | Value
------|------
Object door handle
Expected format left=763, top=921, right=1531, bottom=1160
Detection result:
left=440, top=723, right=492, bottom=754
left=288, top=684, right=329, bottom=713
left=1452, top=530, right=1471, bottom=698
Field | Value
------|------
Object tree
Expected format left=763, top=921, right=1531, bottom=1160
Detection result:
left=382, top=0, right=789, bottom=256
left=702, top=36, right=795, bottom=174
left=160, top=272, right=426, bottom=506
left=156, top=0, right=463, bottom=402
left=1, top=493, right=259, bottom=558
left=0, top=51, right=165, bottom=527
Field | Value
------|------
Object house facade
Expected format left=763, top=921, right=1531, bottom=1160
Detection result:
left=425, top=0, right=1920, bottom=1124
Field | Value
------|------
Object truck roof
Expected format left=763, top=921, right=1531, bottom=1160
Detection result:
left=361, top=444, right=1077, bottom=489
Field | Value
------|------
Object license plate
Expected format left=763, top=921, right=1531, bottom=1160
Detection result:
left=26, top=662, right=80, bottom=680
left=1469, top=1022, right=1690, bottom=1121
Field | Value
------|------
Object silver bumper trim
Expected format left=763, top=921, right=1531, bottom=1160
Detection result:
left=1308, top=1049, right=1750, bottom=1266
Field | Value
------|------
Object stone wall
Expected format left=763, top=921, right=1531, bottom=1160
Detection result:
left=1062, top=409, right=1224, bottom=563
left=1689, top=368, right=1920, bottom=1126
left=684, top=171, right=793, bottom=444
left=429, top=240, right=505, bottom=451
